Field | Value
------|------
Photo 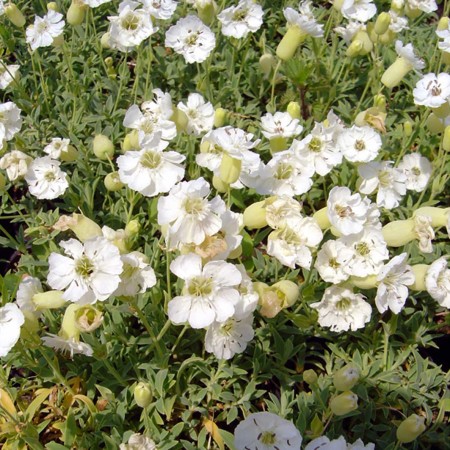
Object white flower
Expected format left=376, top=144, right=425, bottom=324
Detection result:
left=413, top=73, right=450, bottom=108
left=234, top=412, right=302, bottom=450
left=16, top=276, right=43, bottom=318
left=267, top=215, right=323, bottom=269
left=119, top=433, right=157, bottom=450
left=168, top=253, right=242, bottom=328
left=234, top=265, right=259, bottom=319
left=114, top=251, right=157, bottom=297
left=26, top=10, right=65, bottom=51
left=310, top=286, right=372, bottom=332
left=425, top=257, right=450, bottom=308
left=405, top=0, right=437, bottom=14
left=340, top=227, right=389, bottom=277
left=47, top=237, right=123, bottom=305
left=327, top=187, right=370, bottom=236
left=177, top=93, right=215, bottom=136
left=80, top=0, right=111, bottom=6
left=335, top=21, right=364, bottom=43
left=117, top=133, right=185, bottom=197
left=413, top=214, right=434, bottom=253
left=394, top=40, right=425, bottom=70
left=389, top=11, right=409, bottom=33
left=341, top=0, right=377, bottom=23
left=157, top=177, right=224, bottom=247
left=0, top=101, right=22, bottom=148
left=398, top=153, right=432, bottom=192
left=142, top=0, right=177, bottom=20
left=375, top=253, right=415, bottom=314
left=305, top=435, right=375, bottom=450
left=265, top=196, right=303, bottom=229
left=218, top=0, right=263, bottom=39
left=0, top=150, right=32, bottom=181
left=284, top=1, right=324, bottom=38
left=254, top=150, right=314, bottom=197
left=205, top=314, right=254, bottom=360
left=42, top=334, right=93, bottom=357
left=165, top=15, right=215, bottom=64
left=43, top=138, right=71, bottom=159
left=0, top=303, right=25, bottom=357
left=358, top=161, right=406, bottom=209
left=437, top=25, right=450, bottom=54
left=315, top=240, right=353, bottom=284
left=25, top=156, right=69, bottom=200
left=337, top=125, right=382, bottom=163
left=0, top=62, right=19, bottom=89
left=261, top=111, right=303, bottom=139
left=108, top=0, right=157, bottom=51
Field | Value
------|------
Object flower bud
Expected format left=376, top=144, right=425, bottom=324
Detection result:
left=259, top=287, right=283, bottom=318
left=74, top=305, right=103, bottom=332
left=60, top=144, right=78, bottom=162
left=303, top=369, right=318, bottom=385
left=410, top=264, right=428, bottom=291
left=287, top=101, right=301, bottom=120
left=333, top=0, right=345, bottom=11
left=228, top=245, right=242, bottom=259
left=425, top=113, right=445, bottom=134
left=350, top=275, right=378, bottom=290
left=437, top=17, right=449, bottom=31
left=373, top=94, right=387, bottom=112
left=33, top=290, right=66, bottom=310
left=382, top=219, right=416, bottom=247
left=355, top=107, right=386, bottom=133
left=134, top=382, right=153, bottom=408
left=104, top=171, right=124, bottom=192
left=313, top=207, right=331, bottom=230
left=101, top=32, right=111, bottom=49
left=330, top=391, right=359, bottom=416
left=93, top=134, right=114, bottom=160
left=67, top=0, right=87, bottom=26
left=381, top=57, right=413, bottom=88
left=212, top=174, right=229, bottom=193
left=52, top=34, right=65, bottom=48
left=374, top=12, right=391, bottom=35
left=243, top=201, right=268, bottom=229
left=197, top=1, right=217, bottom=25
left=47, top=2, right=59, bottom=11
left=346, top=40, right=363, bottom=57
left=60, top=304, right=82, bottom=340
left=122, top=130, right=139, bottom=152
left=70, top=213, right=103, bottom=242
left=396, top=414, right=426, bottom=443
left=404, top=120, right=413, bottom=137
left=271, top=280, right=299, bottom=308
left=354, top=31, right=373, bottom=54
left=443, top=126, right=450, bottom=151
left=214, top=108, right=228, bottom=128
left=219, top=153, right=242, bottom=184
left=5, top=4, right=26, bottom=27
left=413, top=207, right=449, bottom=228
left=125, top=219, right=140, bottom=236
left=434, top=102, right=450, bottom=119
left=269, top=136, right=288, bottom=153
left=276, top=26, right=307, bottom=61
left=391, top=0, right=404, bottom=13
left=171, top=108, right=188, bottom=133
left=333, top=365, right=360, bottom=391
left=259, top=53, right=275, bottom=77
left=378, top=30, right=395, bottom=45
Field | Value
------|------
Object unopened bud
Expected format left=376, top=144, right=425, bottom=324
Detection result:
left=125, top=219, right=140, bottom=236
left=243, top=201, right=268, bottom=229
left=219, top=153, right=242, bottom=184
left=134, top=382, right=153, bottom=408
left=313, top=207, right=331, bottom=230
left=287, top=101, right=301, bottom=120
left=93, top=134, right=114, bottom=160
left=303, top=369, right=318, bottom=385
left=410, top=264, right=428, bottom=291
left=373, top=94, right=387, bottom=112
left=214, top=107, right=228, bottom=128
left=425, top=113, right=445, bottom=134
left=75, top=305, right=103, bottom=332
left=333, top=365, right=360, bottom=391
left=60, top=144, right=78, bottom=162
left=67, top=0, right=87, bottom=26
left=271, top=280, right=299, bottom=308
left=404, top=120, right=413, bottom=137
left=101, top=32, right=111, bottom=49
left=5, top=4, right=26, bottom=27
left=47, top=2, right=59, bottom=11
left=355, top=31, right=373, bottom=54
left=350, top=275, right=378, bottom=290
left=443, top=126, right=450, bottom=151
left=269, top=136, right=288, bottom=153
left=32, top=290, right=66, bottom=310
left=396, top=414, right=426, bottom=443
left=276, top=26, right=307, bottom=61
left=122, top=130, right=139, bottom=152
left=212, top=174, right=229, bottom=193
left=381, top=57, right=413, bottom=88
left=60, top=304, right=81, bottom=340
left=413, top=207, right=450, bottom=228
left=71, top=213, right=103, bottom=242
left=437, top=17, right=449, bottom=31
left=391, top=0, right=404, bottom=13
left=171, top=108, right=188, bottom=133
left=330, top=391, right=359, bottom=416
left=197, top=1, right=217, bottom=25
left=434, top=102, right=450, bottom=118
left=374, top=12, right=391, bottom=35
left=259, top=53, right=275, bottom=77
left=259, top=286, right=283, bottom=319
left=382, top=219, right=416, bottom=247
left=346, top=40, right=363, bottom=57
left=104, top=172, right=124, bottom=192
left=333, top=0, right=345, bottom=11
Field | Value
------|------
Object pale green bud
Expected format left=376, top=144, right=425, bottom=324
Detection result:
left=313, top=207, right=331, bottom=230
left=330, top=391, right=359, bottom=416
left=52, top=34, right=65, bottom=48
left=212, top=174, right=229, bottom=193
left=101, top=32, right=111, bottom=49
left=391, top=0, right=404, bottom=13
left=425, top=113, right=445, bottom=134
left=381, top=57, right=413, bottom=88
left=350, top=275, right=378, bottom=290
left=443, top=126, right=450, bottom=151
left=171, top=108, right=188, bottom=133
left=303, top=369, right=318, bottom=385
left=60, top=144, right=78, bottom=162
left=60, top=304, right=82, bottom=340
left=269, top=136, right=288, bottom=153
left=404, top=120, right=413, bottom=137
left=378, top=30, right=395, bottom=45
left=333, top=365, right=360, bottom=391
left=354, top=31, right=373, bottom=54
left=287, top=101, right=301, bottom=120
left=5, top=4, right=26, bottom=27
left=104, top=57, right=114, bottom=67
left=382, top=219, right=416, bottom=247
left=243, top=201, right=268, bottom=229
left=434, top=102, right=450, bottom=119
left=104, top=172, right=124, bottom=192
left=437, top=17, right=449, bottom=31
left=93, top=134, right=114, bottom=160
left=67, top=0, right=87, bottom=26
left=259, top=53, right=275, bottom=77
left=333, top=0, right=345, bottom=11
left=134, top=382, right=153, bottom=408
left=33, top=290, right=66, bottom=310
left=258, top=285, right=283, bottom=319
left=122, top=130, right=139, bottom=152
left=272, top=280, right=299, bottom=308
left=70, top=213, right=103, bottom=242
left=410, top=264, right=428, bottom=291
left=74, top=305, right=103, bottom=332
left=276, top=26, right=307, bottom=61
left=219, top=153, right=242, bottom=184
left=197, top=1, right=217, bottom=25
left=373, top=94, right=387, bottom=112
left=374, top=12, right=391, bottom=35
left=396, top=414, right=426, bottom=443
left=47, top=2, right=59, bottom=11
left=125, top=219, right=140, bottom=236
left=413, top=207, right=449, bottom=228
left=346, top=40, right=363, bottom=57
left=214, top=108, right=228, bottom=128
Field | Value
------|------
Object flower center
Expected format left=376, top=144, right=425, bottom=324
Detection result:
left=140, top=116, right=155, bottom=134
left=232, top=8, right=248, bottom=22
left=336, top=297, right=352, bottom=310
left=335, top=204, right=351, bottom=218
left=355, top=242, right=370, bottom=256
left=378, top=170, right=391, bottom=187
left=183, top=197, right=205, bottom=215
left=412, top=166, right=421, bottom=176
left=220, top=319, right=235, bottom=336
left=140, top=151, right=162, bottom=169
left=275, top=162, right=293, bottom=180
left=329, top=257, right=340, bottom=268
left=259, top=431, right=276, bottom=445
left=185, top=32, right=199, bottom=46
left=44, top=170, right=56, bottom=182
left=187, top=276, right=213, bottom=297
left=121, top=12, right=140, bottom=31
left=430, top=82, right=442, bottom=96
left=355, top=139, right=366, bottom=151
left=308, top=136, right=322, bottom=152
left=75, top=256, right=94, bottom=278
left=121, top=262, right=139, bottom=280
left=36, top=21, right=49, bottom=33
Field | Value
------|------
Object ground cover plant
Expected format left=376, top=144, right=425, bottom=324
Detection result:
left=0, top=0, right=449, bottom=448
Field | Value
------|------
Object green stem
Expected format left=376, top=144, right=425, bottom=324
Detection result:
left=269, top=59, right=282, bottom=113
left=40, top=349, right=75, bottom=395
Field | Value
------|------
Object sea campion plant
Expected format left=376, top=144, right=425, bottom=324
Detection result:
left=0, top=0, right=449, bottom=449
